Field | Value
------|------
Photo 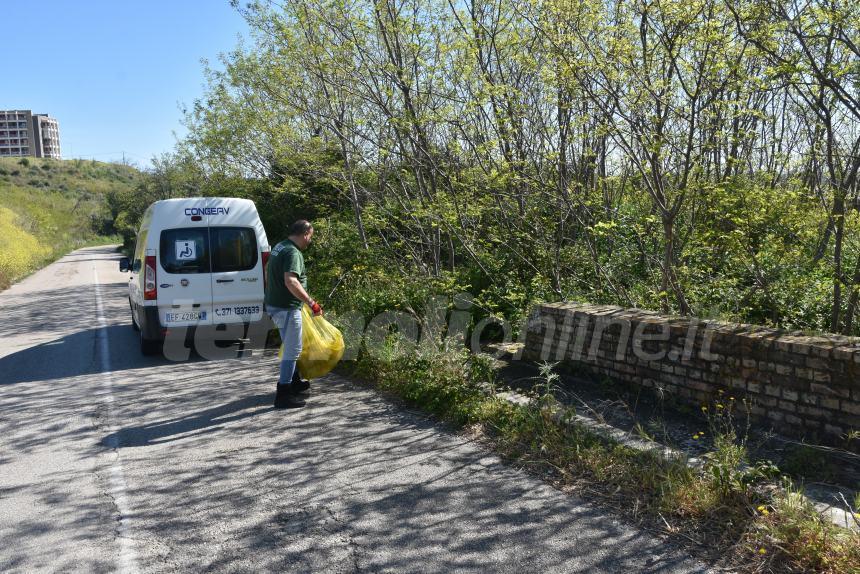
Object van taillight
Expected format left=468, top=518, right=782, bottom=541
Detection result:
left=262, top=250, right=270, bottom=289
left=144, top=255, right=157, bottom=300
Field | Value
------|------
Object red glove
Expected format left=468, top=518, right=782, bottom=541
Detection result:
left=310, top=300, right=323, bottom=316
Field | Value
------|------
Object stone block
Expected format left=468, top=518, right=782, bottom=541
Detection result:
left=785, top=414, right=802, bottom=425
left=797, top=405, right=825, bottom=418
left=791, top=341, right=811, bottom=355
left=778, top=400, right=796, bottom=412
left=833, top=347, right=856, bottom=361
left=842, top=402, right=860, bottom=416
left=775, top=364, right=793, bottom=376
left=810, top=345, right=831, bottom=358
left=837, top=412, right=860, bottom=428
left=806, top=357, right=830, bottom=370
left=820, top=397, right=840, bottom=411
left=810, top=383, right=850, bottom=398
left=795, top=367, right=814, bottom=380
left=665, top=374, right=684, bottom=386
left=764, top=384, right=781, bottom=397
left=804, top=418, right=824, bottom=431
left=690, top=380, right=711, bottom=392
left=758, top=396, right=778, bottom=407
left=801, top=393, right=819, bottom=405
left=728, top=377, right=746, bottom=390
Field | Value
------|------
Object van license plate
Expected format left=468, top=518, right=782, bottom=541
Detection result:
left=165, top=311, right=207, bottom=322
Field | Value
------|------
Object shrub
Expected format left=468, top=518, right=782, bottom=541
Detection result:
left=0, top=207, right=49, bottom=289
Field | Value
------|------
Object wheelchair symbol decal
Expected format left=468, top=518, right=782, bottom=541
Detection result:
left=175, top=240, right=196, bottom=260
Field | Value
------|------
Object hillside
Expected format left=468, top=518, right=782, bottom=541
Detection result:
left=0, top=156, right=143, bottom=289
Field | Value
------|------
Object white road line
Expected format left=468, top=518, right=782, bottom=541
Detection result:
left=93, top=264, right=140, bottom=574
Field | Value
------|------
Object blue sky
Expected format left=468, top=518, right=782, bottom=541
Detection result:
left=0, top=1, right=248, bottom=168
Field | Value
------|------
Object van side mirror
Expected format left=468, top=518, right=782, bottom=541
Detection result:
left=119, top=257, right=130, bottom=272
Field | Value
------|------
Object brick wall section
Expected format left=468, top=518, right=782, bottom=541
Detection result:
left=523, top=302, right=860, bottom=447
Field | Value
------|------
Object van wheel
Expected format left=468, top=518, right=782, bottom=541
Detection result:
left=129, top=299, right=140, bottom=332
left=140, top=332, right=161, bottom=356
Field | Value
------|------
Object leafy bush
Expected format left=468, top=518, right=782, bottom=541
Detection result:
left=0, top=207, right=49, bottom=289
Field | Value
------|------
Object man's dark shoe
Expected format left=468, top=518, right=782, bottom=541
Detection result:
left=274, top=384, right=306, bottom=409
left=290, top=369, right=310, bottom=393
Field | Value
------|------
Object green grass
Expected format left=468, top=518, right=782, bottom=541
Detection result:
left=343, top=341, right=860, bottom=574
left=0, top=157, right=140, bottom=288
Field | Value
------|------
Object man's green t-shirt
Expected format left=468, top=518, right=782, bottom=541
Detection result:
left=265, top=239, right=306, bottom=309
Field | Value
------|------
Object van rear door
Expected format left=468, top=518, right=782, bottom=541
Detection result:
left=157, top=226, right=215, bottom=328
left=209, top=225, right=264, bottom=324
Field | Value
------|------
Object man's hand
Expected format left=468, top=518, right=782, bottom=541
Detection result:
left=310, top=300, right=323, bottom=317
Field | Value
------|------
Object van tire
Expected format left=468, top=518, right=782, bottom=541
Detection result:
left=130, top=299, right=140, bottom=331
left=140, top=332, right=161, bottom=356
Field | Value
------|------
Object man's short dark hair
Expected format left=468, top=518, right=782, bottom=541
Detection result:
left=288, top=220, right=313, bottom=236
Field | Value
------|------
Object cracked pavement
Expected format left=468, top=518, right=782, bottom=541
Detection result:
left=0, top=246, right=714, bottom=573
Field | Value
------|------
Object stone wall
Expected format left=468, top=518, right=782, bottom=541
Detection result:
left=522, top=302, right=860, bottom=446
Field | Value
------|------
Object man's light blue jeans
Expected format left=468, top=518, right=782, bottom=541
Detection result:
left=267, top=305, right=303, bottom=386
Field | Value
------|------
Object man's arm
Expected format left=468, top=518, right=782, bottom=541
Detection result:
left=284, top=272, right=321, bottom=314
left=284, top=272, right=312, bottom=304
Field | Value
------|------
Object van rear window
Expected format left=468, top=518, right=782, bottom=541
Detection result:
left=211, top=227, right=258, bottom=272
left=160, top=228, right=211, bottom=274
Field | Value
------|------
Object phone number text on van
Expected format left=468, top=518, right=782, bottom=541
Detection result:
left=214, top=305, right=261, bottom=317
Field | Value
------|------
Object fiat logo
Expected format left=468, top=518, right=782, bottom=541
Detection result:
left=180, top=279, right=189, bottom=287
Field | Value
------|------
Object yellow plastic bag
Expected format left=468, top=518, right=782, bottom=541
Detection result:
left=279, top=305, right=345, bottom=379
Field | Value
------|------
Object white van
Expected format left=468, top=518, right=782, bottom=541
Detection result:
left=119, top=197, right=271, bottom=355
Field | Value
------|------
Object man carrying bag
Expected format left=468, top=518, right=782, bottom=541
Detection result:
left=265, top=220, right=322, bottom=409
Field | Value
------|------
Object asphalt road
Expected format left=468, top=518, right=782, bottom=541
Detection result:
left=0, top=246, right=714, bottom=573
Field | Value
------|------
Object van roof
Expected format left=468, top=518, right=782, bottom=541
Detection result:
left=143, top=197, right=269, bottom=249
left=150, top=197, right=256, bottom=208
left=146, top=197, right=260, bottom=217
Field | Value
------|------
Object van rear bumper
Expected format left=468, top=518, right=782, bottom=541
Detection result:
left=139, top=305, right=274, bottom=345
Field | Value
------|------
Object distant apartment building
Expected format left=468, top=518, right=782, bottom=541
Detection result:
left=0, top=110, right=61, bottom=159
